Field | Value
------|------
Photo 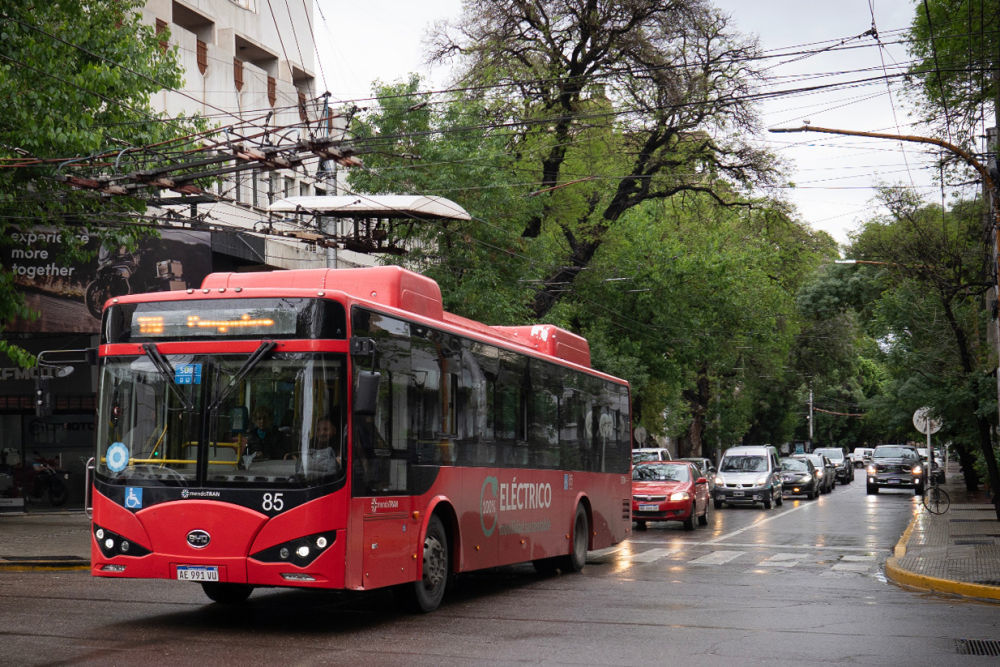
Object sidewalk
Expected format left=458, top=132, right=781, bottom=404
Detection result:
left=0, top=510, right=90, bottom=570
left=885, top=472, right=1000, bottom=602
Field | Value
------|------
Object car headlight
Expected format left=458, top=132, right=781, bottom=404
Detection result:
left=715, top=477, right=724, bottom=486
left=756, top=476, right=770, bottom=486
left=866, top=465, right=876, bottom=474
left=669, top=492, right=690, bottom=501
left=815, top=469, right=823, bottom=478
left=912, top=465, right=922, bottom=475
left=799, top=475, right=812, bottom=482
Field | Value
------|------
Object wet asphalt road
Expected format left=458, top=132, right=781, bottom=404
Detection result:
left=2, top=477, right=998, bottom=665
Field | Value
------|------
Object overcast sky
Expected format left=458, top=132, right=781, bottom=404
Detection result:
left=313, top=1, right=980, bottom=248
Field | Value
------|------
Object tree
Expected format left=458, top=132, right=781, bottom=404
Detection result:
left=429, top=0, right=779, bottom=319
left=908, top=0, right=999, bottom=147
left=562, top=194, right=825, bottom=457
left=0, top=0, right=200, bottom=365
left=849, top=189, right=996, bottom=493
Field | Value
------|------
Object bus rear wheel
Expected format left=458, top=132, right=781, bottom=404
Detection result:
left=402, top=514, right=449, bottom=613
left=201, top=582, right=253, bottom=604
left=560, top=504, right=589, bottom=573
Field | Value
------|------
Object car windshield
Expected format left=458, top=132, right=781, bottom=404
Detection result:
left=795, top=455, right=823, bottom=467
left=720, top=455, right=766, bottom=472
left=781, top=458, right=809, bottom=472
left=632, top=451, right=663, bottom=463
left=633, top=463, right=690, bottom=482
left=873, top=446, right=917, bottom=459
left=815, top=449, right=843, bottom=461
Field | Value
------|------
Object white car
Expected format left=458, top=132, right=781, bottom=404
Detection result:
left=632, top=448, right=672, bottom=464
left=850, top=447, right=874, bottom=468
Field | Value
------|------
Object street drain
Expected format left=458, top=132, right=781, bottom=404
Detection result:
left=953, top=539, right=995, bottom=545
left=954, top=639, right=1000, bottom=656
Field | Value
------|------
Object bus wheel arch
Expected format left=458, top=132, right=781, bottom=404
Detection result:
left=402, top=501, right=457, bottom=613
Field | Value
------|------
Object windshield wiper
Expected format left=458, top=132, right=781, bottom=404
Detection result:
left=208, top=340, right=277, bottom=411
left=142, top=343, right=195, bottom=411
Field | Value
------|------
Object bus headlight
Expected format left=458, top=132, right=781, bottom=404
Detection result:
left=251, top=531, right=336, bottom=567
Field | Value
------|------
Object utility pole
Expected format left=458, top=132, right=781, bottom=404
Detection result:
left=808, top=386, right=814, bottom=451
left=770, top=124, right=1000, bottom=519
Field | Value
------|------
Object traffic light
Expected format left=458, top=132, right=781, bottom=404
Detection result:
left=34, top=375, right=52, bottom=417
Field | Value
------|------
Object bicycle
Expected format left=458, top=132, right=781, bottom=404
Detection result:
left=921, top=482, right=951, bottom=514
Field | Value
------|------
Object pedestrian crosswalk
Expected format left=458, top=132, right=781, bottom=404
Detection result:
left=588, top=542, right=883, bottom=576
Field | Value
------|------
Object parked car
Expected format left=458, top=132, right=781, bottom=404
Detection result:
left=678, top=457, right=716, bottom=491
left=779, top=456, right=819, bottom=499
left=866, top=444, right=924, bottom=495
left=792, top=453, right=834, bottom=494
left=632, top=461, right=710, bottom=530
left=713, top=445, right=784, bottom=510
left=814, top=447, right=854, bottom=484
left=632, top=448, right=672, bottom=464
left=850, top=447, right=874, bottom=468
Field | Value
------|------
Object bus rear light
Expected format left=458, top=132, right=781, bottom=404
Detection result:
left=93, top=524, right=151, bottom=559
left=251, top=530, right=336, bottom=567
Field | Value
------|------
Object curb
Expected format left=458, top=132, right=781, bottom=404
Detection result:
left=884, top=512, right=1000, bottom=602
left=0, top=557, right=89, bottom=572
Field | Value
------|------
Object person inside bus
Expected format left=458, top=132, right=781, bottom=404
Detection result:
left=303, top=416, right=342, bottom=474
left=246, top=407, right=286, bottom=461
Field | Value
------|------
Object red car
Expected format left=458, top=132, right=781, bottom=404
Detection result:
left=632, top=461, right=710, bottom=530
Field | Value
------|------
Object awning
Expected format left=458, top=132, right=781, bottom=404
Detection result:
left=268, top=195, right=471, bottom=221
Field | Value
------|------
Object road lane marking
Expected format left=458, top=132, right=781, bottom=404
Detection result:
left=704, top=501, right=815, bottom=545
left=627, top=538, right=884, bottom=553
left=688, top=550, right=745, bottom=565
left=759, top=552, right=802, bottom=567
left=630, top=548, right=679, bottom=563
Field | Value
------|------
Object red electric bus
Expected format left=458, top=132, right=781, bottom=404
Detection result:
left=90, top=266, right=631, bottom=611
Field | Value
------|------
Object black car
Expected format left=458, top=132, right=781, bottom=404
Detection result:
left=814, top=447, right=854, bottom=484
left=779, top=457, right=819, bottom=499
left=866, top=445, right=924, bottom=495
left=792, top=454, right=835, bottom=494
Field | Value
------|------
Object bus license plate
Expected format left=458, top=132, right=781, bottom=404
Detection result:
left=639, top=503, right=659, bottom=511
left=176, top=566, right=219, bottom=582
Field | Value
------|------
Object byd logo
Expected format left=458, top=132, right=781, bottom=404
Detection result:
left=186, top=529, right=211, bottom=549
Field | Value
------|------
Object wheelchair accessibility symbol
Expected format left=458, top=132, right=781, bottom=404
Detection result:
left=125, top=487, right=143, bottom=509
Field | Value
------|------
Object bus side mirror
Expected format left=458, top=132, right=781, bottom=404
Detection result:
left=354, top=371, right=381, bottom=415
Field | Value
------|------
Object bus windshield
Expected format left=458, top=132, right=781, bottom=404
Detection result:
left=95, top=352, right=347, bottom=488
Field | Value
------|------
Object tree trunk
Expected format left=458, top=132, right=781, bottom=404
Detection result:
left=679, top=367, right=711, bottom=458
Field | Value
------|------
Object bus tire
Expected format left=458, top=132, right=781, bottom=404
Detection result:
left=560, top=503, right=589, bottom=573
left=403, top=514, right=449, bottom=613
left=201, top=582, right=253, bottom=604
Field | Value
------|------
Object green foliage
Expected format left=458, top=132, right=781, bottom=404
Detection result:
left=844, top=190, right=996, bottom=481
left=0, top=0, right=201, bottom=364
left=908, top=0, right=999, bottom=146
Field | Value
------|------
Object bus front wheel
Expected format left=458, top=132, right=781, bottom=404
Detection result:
left=403, top=514, right=449, bottom=613
left=560, top=504, right=589, bottom=573
left=201, top=582, right=253, bottom=604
